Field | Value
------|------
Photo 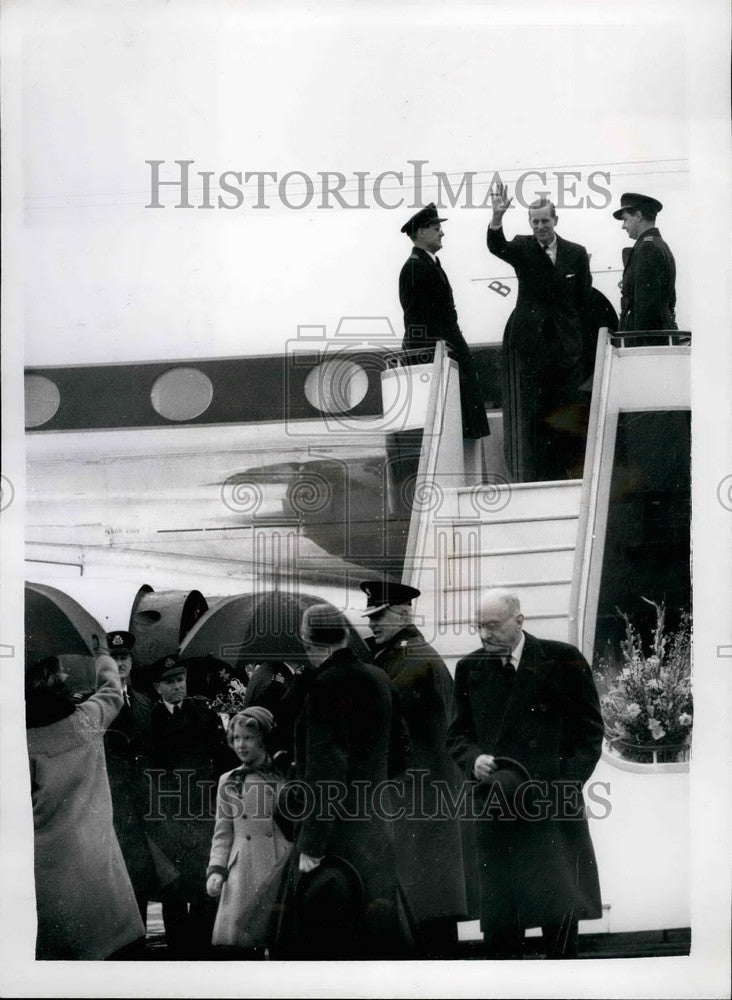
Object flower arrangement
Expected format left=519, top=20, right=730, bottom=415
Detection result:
left=600, top=599, right=692, bottom=763
left=210, top=668, right=252, bottom=725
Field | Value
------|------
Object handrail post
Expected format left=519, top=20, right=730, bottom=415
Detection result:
left=569, top=327, right=613, bottom=655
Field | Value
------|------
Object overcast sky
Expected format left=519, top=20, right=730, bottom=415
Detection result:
left=12, top=1, right=698, bottom=365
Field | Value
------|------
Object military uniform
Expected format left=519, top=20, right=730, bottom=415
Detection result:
left=371, top=626, right=467, bottom=935
left=612, top=193, right=677, bottom=333
left=104, top=630, right=158, bottom=921
left=145, top=654, right=237, bottom=956
left=618, top=227, right=677, bottom=332
left=104, top=687, right=158, bottom=909
left=399, top=204, right=490, bottom=440
left=361, top=579, right=466, bottom=957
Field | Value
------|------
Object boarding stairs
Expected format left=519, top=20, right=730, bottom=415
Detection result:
left=386, top=330, right=693, bottom=938
left=443, top=478, right=581, bottom=662
left=391, top=331, right=691, bottom=670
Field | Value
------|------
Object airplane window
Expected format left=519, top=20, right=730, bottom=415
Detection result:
left=150, top=366, right=214, bottom=421
left=303, top=358, right=369, bottom=414
left=25, top=374, right=61, bottom=428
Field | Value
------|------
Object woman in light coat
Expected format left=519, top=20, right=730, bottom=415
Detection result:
left=26, top=650, right=145, bottom=960
left=206, top=707, right=291, bottom=953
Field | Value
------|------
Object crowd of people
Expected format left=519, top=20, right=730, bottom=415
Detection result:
left=28, top=187, right=674, bottom=962
left=26, top=581, right=604, bottom=962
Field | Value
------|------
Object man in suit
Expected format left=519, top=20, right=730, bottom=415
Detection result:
left=399, top=203, right=490, bottom=440
left=360, top=579, right=466, bottom=958
left=612, top=192, right=677, bottom=333
left=145, top=653, right=236, bottom=957
left=292, top=604, right=414, bottom=959
left=487, top=183, right=593, bottom=481
left=447, top=589, right=604, bottom=959
left=104, top=630, right=158, bottom=926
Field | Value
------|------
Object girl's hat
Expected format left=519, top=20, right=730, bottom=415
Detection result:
left=240, top=705, right=274, bottom=734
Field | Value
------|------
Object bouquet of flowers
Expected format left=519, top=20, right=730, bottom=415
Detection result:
left=210, top=670, right=250, bottom=726
left=600, top=599, right=692, bottom=762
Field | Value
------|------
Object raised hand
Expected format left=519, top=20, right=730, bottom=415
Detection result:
left=490, top=181, right=513, bottom=218
left=91, top=633, right=110, bottom=656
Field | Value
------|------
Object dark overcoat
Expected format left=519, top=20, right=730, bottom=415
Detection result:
left=487, top=227, right=592, bottom=360
left=372, top=625, right=467, bottom=923
left=487, top=227, right=593, bottom=480
left=618, top=227, right=677, bottom=332
left=145, top=696, right=236, bottom=899
left=104, top=687, right=158, bottom=897
left=294, top=646, right=414, bottom=957
left=399, top=247, right=490, bottom=439
left=447, top=632, right=604, bottom=932
left=500, top=287, right=618, bottom=481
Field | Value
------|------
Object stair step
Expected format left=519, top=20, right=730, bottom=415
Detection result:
left=449, top=547, right=575, bottom=588
left=440, top=582, right=572, bottom=625
left=452, top=516, right=578, bottom=549
left=457, top=480, right=582, bottom=520
left=443, top=577, right=572, bottom=596
left=457, top=478, right=582, bottom=494
left=429, top=483, right=582, bottom=667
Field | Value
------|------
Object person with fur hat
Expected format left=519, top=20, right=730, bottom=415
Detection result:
left=612, top=193, right=677, bottom=333
left=206, top=707, right=292, bottom=956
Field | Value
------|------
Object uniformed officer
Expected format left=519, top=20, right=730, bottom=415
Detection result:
left=145, top=653, right=236, bottom=958
left=613, top=192, right=677, bottom=332
left=104, top=630, right=158, bottom=925
left=360, top=580, right=467, bottom=959
left=399, top=203, right=490, bottom=440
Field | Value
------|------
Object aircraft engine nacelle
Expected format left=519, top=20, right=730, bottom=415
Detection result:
left=129, top=586, right=209, bottom=668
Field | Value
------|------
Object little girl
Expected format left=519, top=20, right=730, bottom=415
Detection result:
left=206, top=706, right=291, bottom=952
